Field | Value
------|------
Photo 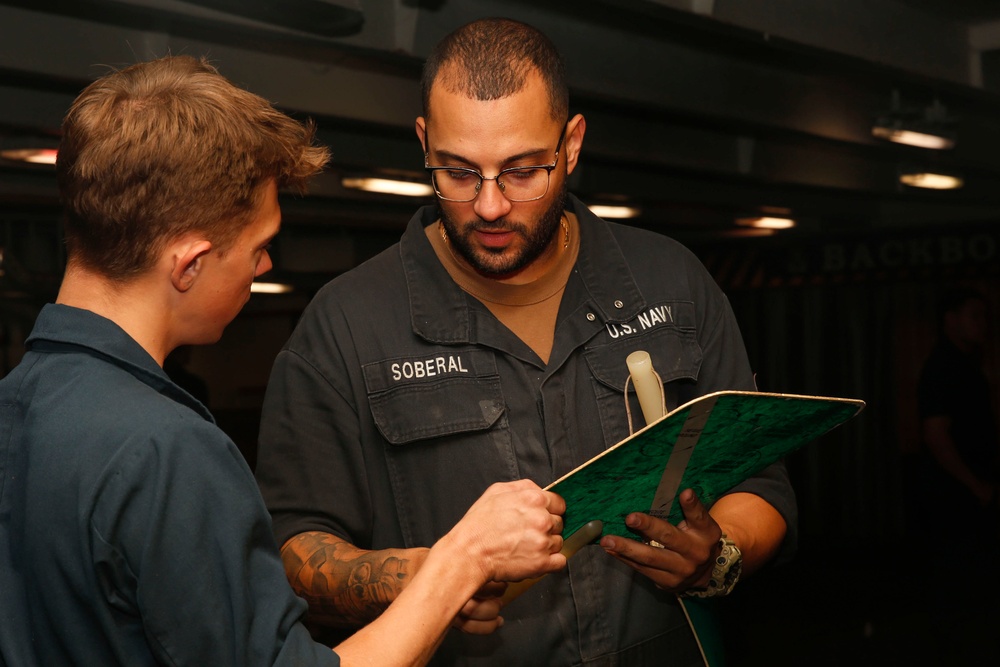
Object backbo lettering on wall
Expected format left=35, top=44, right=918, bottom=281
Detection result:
left=700, top=226, right=1000, bottom=289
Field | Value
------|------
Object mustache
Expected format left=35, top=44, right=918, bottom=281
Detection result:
left=466, top=218, right=527, bottom=233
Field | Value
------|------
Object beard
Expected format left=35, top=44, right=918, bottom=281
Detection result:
left=439, top=182, right=568, bottom=278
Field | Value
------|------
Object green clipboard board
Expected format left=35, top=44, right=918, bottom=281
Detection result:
left=546, top=390, right=865, bottom=666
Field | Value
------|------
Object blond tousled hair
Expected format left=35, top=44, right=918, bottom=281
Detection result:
left=57, top=55, right=330, bottom=279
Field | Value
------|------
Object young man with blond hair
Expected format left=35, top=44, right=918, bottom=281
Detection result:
left=0, top=54, right=567, bottom=667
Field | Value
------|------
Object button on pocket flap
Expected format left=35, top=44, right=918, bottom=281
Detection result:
left=363, top=350, right=505, bottom=445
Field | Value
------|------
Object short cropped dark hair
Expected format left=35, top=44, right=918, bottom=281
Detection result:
left=421, top=17, right=569, bottom=123
left=57, top=55, right=329, bottom=280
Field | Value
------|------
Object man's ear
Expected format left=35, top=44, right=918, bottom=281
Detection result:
left=170, top=238, right=213, bottom=292
left=564, top=113, right=586, bottom=176
left=415, top=117, right=428, bottom=154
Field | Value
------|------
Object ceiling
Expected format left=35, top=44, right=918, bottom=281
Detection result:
left=3, top=0, right=1000, bottom=300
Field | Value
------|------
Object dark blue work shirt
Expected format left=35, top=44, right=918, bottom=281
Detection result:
left=0, top=304, right=336, bottom=667
left=257, top=195, right=797, bottom=666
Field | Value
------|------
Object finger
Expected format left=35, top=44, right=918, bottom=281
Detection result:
left=543, top=490, right=566, bottom=515
left=550, top=534, right=565, bottom=557
left=605, top=511, right=723, bottom=589
left=623, top=511, right=680, bottom=548
left=599, top=539, right=686, bottom=590
left=458, top=597, right=502, bottom=621
left=600, top=533, right=684, bottom=570
left=483, top=478, right=538, bottom=500
left=677, top=488, right=711, bottom=529
left=473, top=581, right=508, bottom=599
left=452, top=615, right=504, bottom=635
left=550, top=514, right=564, bottom=537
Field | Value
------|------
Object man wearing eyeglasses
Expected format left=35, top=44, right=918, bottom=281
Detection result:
left=257, top=16, right=795, bottom=667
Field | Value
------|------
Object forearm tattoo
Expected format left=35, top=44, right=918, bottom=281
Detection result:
left=281, top=532, right=417, bottom=628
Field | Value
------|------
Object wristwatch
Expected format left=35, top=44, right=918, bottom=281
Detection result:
left=683, top=534, right=742, bottom=598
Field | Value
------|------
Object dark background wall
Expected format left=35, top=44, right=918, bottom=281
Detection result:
left=5, top=223, right=995, bottom=665
left=2, top=1, right=1000, bottom=664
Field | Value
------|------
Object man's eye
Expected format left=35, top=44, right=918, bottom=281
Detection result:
left=445, top=170, right=476, bottom=181
left=507, top=168, right=540, bottom=181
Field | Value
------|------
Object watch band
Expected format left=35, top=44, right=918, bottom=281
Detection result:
left=683, top=534, right=742, bottom=598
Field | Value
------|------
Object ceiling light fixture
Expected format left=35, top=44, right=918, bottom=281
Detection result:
left=735, top=216, right=796, bottom=230
left=250, top=281, right=294, bottom=294
left=588, top=204, right=641, bottom=219
left=341, top=177, right=434, bottom=198
left=872, top=92, right=956, bottom=150
left=872, top=127, right=954, bottom=150
left=899, top=170, right=963, bottom=190
left=0, top=148, right=58, bottom=165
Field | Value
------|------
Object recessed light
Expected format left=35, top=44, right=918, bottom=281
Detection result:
left=341, top=177, right=434, bottom=197
left=872, top=127, right=955, bottom=150
left=588, top=204, right=641, bottom=219
left=872, top=94, right=956, bottom=150
left=735, top=216, right=796, bottom=230
left=899, top=171, right=963, bottom=190
left=1, top=148, right=58, bottom=165
left=250, top=282, right=294, bottom=294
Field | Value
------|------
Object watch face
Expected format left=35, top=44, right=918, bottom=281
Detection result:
left=685, top=536, right=741, bottom=598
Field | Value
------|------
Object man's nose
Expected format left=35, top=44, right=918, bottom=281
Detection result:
left=473, top=177, right=513, bottom=222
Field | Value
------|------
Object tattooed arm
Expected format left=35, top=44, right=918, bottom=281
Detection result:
left=291, top=480, right=567, bottom=666
left=281, top=533, right=509, bottom=634
left=281, top=532, right=430, bottom=628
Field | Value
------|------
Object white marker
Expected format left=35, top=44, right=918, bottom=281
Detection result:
left=626, top=350, right=665, bottom=425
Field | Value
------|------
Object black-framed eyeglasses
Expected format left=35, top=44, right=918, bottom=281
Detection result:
left=424, top=131, right=565, bottom=203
